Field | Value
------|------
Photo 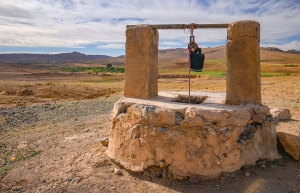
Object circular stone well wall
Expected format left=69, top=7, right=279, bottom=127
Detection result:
left=107, top=92, right=280, bottom=179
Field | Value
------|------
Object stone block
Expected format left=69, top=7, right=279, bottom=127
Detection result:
left=124, top=25, right=159, bottom=99
left=226, top=20, right=261, bottom=105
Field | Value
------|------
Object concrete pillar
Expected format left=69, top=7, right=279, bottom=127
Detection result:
left=124, top=25, right=159, bottom=99
left=226, top=20, right=261, bottom=105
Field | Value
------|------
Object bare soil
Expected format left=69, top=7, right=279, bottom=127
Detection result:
left=0, top=62, right=299, bottom=193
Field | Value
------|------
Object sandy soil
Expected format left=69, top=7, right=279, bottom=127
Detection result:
left=0, top=63, right=299, bottom=193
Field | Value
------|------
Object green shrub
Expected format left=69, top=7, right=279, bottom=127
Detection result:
left=1, top=167, right=9, bottom=175
left=61, top=64, right=125, bottom=73
left=284, top=64, right=299, bottom=67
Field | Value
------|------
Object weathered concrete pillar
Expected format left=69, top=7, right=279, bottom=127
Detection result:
left=124, top=25, right=159, bottom=99
left=226, top=20, right=261, bottom=105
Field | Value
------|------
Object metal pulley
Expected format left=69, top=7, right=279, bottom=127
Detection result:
left=188, top=29, right=205, bottom=72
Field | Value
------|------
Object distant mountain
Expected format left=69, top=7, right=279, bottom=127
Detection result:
left=0, top=52, right=112, bottom=63
left=1, top=46, right=299, bottom=65
left=263, top=47, right=300, bottom=54
left=286, top=49, right=300, bottom=54
left=264, top=47, right=284, bottom=52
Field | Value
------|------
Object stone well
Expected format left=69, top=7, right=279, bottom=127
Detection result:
left=107, top=92, right=280, bottom=179
left=107, top=20, right=280, bottom=180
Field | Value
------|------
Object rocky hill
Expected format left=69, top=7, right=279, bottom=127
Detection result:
left=264, top=47, right=285, bottom=52
left=286, top=49, right=300, bottom=54
left=0, top=52, right=112, bottom=63
left=264, top=47, right=300, bottom=54
left=0, top=46, right=298, bottom=65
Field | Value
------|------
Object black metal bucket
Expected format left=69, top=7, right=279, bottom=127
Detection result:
left=190, top=48, right=205, bottom=72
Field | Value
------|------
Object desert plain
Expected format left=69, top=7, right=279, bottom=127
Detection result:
left=0, top=46, right=299, bottom=192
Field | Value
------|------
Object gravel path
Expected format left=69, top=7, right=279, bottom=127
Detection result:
left=0, top=95, right=120, bottom=132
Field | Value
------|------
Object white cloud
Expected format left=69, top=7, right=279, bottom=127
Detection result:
left=96, top=44, right=124, bottom=49
left=160, top=41, right=182, bottom=46
left=261, top=41, right=300, bottom=51
left=0, top=0, right=299, bottom=50
left=0, top=51, right=45, bottom=54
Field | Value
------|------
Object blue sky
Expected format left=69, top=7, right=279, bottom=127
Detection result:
left=0, top=0, right=300, bottom=56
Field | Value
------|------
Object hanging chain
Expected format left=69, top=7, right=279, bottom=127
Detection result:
left=188, top=23, right=198, bottom=52
left=187, top=24, right=196, bottom=104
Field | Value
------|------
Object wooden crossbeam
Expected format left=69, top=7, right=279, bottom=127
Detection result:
left=126, top=24, right=229, bottom=29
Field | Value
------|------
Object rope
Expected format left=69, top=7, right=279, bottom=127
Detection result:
left=188, top=48, right=191, bottom=104
left=186, top=23, right=197, bottom=104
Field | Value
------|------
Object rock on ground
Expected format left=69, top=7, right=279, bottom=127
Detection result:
left=100, top=137, right=109, bottom=146
left=270, top=108, right=291, bottom=123
left=271, top=108, right=299, bottom=160
left=277, top=132, right=300, bottom=160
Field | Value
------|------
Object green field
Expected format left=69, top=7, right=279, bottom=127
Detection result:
left=60, top=64, right=125, bottom=73
left=159, top=68, right=292, bottom=77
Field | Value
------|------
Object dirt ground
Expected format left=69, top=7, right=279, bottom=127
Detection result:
left=0, top=63, right=300, bottom=193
